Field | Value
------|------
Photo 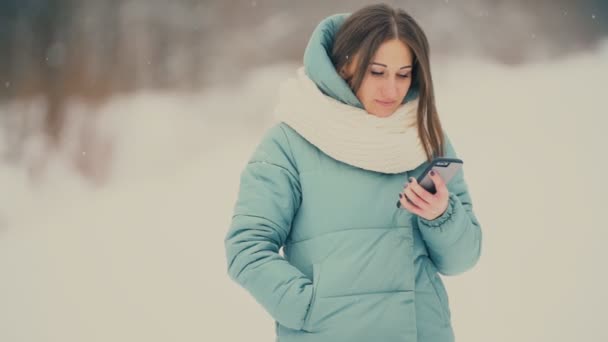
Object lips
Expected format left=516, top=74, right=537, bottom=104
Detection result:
left=375, top=99, right=396, bottom=107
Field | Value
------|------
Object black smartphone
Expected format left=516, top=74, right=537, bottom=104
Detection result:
left=397, top=157, right=463, bottom=208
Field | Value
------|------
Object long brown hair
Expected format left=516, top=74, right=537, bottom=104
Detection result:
left=331, top=3, right=444, bottom=160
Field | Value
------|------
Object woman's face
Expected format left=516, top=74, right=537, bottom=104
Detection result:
left=343, top=39, right=414, bottom=118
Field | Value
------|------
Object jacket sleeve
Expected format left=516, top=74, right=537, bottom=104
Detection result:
left=224, top=124, right=313, bottom=330
left=416, top=133, right=483, bottom=276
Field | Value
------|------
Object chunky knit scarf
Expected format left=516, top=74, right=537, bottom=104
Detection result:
left=274, top=67, right=428, bottom=174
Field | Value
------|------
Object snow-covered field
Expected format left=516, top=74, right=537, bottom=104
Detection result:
left=1, top=41, right=607, bottom=341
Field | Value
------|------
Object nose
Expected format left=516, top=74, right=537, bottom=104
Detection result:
left=380, top=79, right=398, bottom=100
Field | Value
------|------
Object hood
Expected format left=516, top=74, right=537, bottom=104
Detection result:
left=302, top=13, right=419, bottom=109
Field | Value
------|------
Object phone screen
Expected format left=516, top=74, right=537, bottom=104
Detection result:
left=417, top=158, right=463, bottom=194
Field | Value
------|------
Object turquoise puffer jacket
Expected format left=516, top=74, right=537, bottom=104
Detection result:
left=225, top=13, right=482, bottom=342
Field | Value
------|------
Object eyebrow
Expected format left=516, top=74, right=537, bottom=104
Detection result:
left=370, top=62, right=412, bottom=70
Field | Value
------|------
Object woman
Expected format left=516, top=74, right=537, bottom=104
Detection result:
left=224, top=4, right=482, bottom=342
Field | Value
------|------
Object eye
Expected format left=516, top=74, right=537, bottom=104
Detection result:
left=398, top=73, right=410, bottom=78
left=370, top=71, right=384, bottom=76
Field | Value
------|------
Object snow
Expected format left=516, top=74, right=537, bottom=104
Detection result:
left=1, top=41, right=607, bottom=341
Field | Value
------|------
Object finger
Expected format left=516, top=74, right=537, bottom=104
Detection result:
left=396, top=183, right=410, bottom=208
left=399, top=193, right=423, bottom=215
left=399, top=191, right=419, bottom=208
left=404, top=181, right=431, bottom=210
left=407, top=177, right=434, bottom=205
left=430, top=170, right=449, bottom=197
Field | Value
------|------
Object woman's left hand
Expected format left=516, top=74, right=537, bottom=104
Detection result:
left=398, top=170, right=449, bottom=221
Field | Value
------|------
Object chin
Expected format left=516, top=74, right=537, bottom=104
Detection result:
left=368, top=107, right=396, bottom=118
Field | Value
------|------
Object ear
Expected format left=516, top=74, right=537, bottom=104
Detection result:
left=339, top=62, right=352, bottom=79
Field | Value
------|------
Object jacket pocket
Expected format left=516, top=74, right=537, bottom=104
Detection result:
left=299, top=261, right=416, bottom=336
left=302, top=263, right=321, bottom=332
left=424, top=261, right=451, bottom=323
left=300, top=289, right=416, bottom=337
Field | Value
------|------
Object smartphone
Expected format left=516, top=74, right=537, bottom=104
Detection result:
left=397, top=157, right=463, bottom=208
left=416, top=157, right=463, bottom=194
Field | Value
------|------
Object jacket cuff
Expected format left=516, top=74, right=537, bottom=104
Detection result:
left=418, top=192, right=458, bottom=228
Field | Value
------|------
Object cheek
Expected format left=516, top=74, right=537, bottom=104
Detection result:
left=399, top=81, right=412, bottom=97
left=356, top=79, right=380, bottom=103
left=355, top=82, right=372, bottom=104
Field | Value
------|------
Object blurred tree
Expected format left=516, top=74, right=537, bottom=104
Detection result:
left=0, top=0, right=605, bottom=182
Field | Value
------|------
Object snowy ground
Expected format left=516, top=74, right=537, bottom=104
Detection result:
left=1, top=42, right=607, bottom=341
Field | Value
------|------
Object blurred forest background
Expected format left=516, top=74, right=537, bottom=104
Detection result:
left=0, top=0, right=606, bottom=182
left=1, top=2, right=608, bottom=342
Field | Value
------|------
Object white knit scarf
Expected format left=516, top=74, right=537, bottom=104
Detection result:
left=273, top=67, right=428, bottom=174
